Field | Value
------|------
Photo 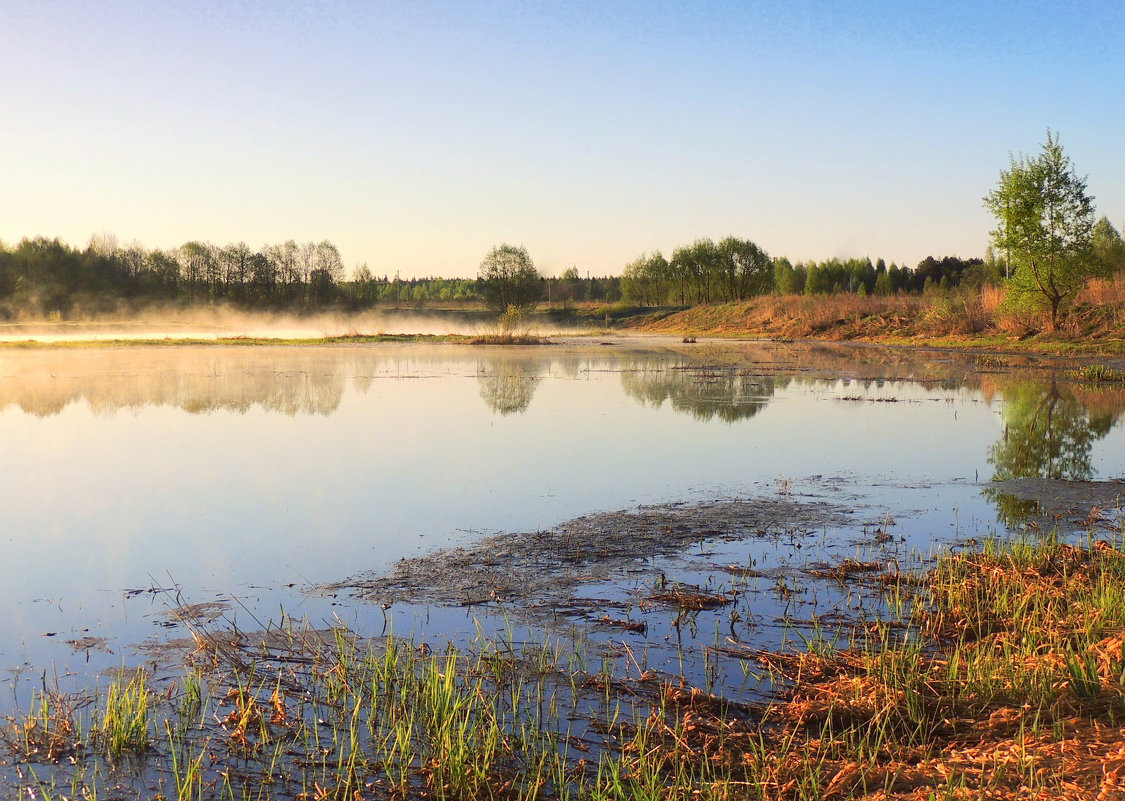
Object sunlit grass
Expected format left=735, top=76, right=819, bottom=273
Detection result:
left=97, top=670, right=153, bottom=758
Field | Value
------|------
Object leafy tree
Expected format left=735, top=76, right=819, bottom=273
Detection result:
left=478, top=244, right=541, bottom=314
left=556, top=266, right=582, bottom=306
left=716, top=236, right=771, bottom=300
left=144, top=249, right=181, bottom=296
left=178, top=241, right=213, bottom=298
left=913, top=256, right=984, bottom=292
left=1092, top=216, right=1125, bottom=274
left=670, top=239, right=721, bottom=304
left=313, top=240, right=344, bottom=283
left=984, top=133, right=1098, bottom=330
left=621, top=252, right=670, bottom=306
left=804, top=261, right=832, bottom=294
left=773, top=257, right=797, bottom=295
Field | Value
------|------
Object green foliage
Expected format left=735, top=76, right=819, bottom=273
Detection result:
left=670, top=239, right=722, bottom=304
left=645, top=236, right=773, bottom=305
left=773, top=257, right=805, bottom=295
left=98, top=671, right=153, bottom=757
left=1092, top=216, right=1125, bottom=274
left=477, top=243, right=542, bottom=314
left=984, top=132, right=1098, bottom=330
left=802, top=257, right=877, bottom=295
left=0, top=236, right=368, bottom=315
left=987, top=379, right=1114, bottom=482
left=621, top=251, right=670, bottom=305
left=914, top=256, right=987, bottom=290
left=717, top=235, right=772, bottom=300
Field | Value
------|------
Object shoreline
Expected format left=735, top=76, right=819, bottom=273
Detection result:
left=0, top=320, right=1123, bottom=360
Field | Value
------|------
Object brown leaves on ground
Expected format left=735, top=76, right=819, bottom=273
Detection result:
left=629, top=541, right=1125, bottom=799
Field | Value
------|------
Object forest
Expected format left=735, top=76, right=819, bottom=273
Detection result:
left=1, top=215, right=1122, bottom=320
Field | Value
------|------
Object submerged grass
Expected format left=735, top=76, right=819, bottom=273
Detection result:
left=8, top=530, right=1125, bottom=799
left=97, top=671, right=153, bottom=758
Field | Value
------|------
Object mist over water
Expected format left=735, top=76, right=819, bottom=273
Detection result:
left=0, top=307, right=594, bottom=341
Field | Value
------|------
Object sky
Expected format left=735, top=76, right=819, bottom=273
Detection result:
left=1, top=1, right=1123, bottom=279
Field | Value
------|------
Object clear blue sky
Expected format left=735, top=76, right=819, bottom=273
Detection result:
left=2, top=1, right=1122, bottom=278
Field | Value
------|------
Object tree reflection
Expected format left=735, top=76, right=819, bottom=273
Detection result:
left=986, top=378, right=1122, bottom=527
left=476, top=358, right=541, bottom=415
left=989, top=380, right=1116, bottom=482
left=0, top=350, right=349, bottom=417
left=621, top=363, right=778, bottom=422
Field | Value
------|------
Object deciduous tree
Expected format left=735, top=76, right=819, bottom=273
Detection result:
left=478, top=244, right=541, bottom=314
left=984, top=133, right=1098, bottom=330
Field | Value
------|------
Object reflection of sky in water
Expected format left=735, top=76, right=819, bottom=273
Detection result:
left=1, top=343, right=1123, bottom=693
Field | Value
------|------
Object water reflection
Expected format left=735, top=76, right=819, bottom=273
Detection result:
left=989, top=380, right=1117, bottom=482
left=0, top=347, right=792, bottom=420
left=985, top=377, right=1125, bottom=525
left=0, top=349, right=348, bottom=417
left=621, top=361, right=780, bottom=422
left=4, top=340, right=1125, bottom=696
left=476, top=358, right=541, bottom=415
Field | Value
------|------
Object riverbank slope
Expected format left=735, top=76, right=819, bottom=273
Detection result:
left=610, top=289, right=1125, bottom=356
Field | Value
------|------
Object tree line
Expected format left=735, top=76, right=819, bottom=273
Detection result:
left=8, top=229, right=1118, bottom=321
left=619, top=214, right=1123, bottom=313
left=620, top=241, right=1003, bottom=306
left=0, top=236, right=352, bottom=316
left=0, top=236, right=623, bottom=317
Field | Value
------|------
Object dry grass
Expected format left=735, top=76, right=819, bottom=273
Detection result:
left=1080, top=275, right=1125, bottom=306
left=466, top=333, right=551, bottom=345
left=631, top=536, right=1125, bottom=799
left=619, top=280, right=1125, bottom=347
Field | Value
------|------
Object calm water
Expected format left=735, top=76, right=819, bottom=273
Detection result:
left=1, top=339, right=1123, bottom=700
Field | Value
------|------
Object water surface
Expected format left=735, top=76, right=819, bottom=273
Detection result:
left=2, top=339, right=1123, bottom=700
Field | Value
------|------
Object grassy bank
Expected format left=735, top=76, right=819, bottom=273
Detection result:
left=612, top=279, right=1125, bottom=356
left=7, top=530, right=1125, bottom=799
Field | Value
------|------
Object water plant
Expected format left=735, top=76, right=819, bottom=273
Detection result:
left=97, top=671, right=153, bottom=758
left=1076, top=363, right=1125, bottom=382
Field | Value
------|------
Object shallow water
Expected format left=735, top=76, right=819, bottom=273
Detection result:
left=1, top=339, right=1123, bottom=706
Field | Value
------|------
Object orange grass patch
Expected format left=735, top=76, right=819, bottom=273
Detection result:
left=621, top=539, right=1125, bottom=799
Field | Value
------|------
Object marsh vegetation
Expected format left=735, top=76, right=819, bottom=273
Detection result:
left=8, top=524, right=1125, bottom=799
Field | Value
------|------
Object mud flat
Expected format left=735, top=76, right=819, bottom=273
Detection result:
left=330, top=495, right=854, bottom=614
left=990, top=478, right=1125, bottom=518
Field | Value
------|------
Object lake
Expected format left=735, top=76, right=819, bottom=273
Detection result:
left=2, top=338, right=1123, bottom=709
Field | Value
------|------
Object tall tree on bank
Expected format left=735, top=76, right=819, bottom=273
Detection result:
left=621, top=252, right=670, bottom=306
left=717, top=236, right=771, bottom=300
left=984, top=132, right=1098, bottom=331
left=478, top=244, right=541, bottom=314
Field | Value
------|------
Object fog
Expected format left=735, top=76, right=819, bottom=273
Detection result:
left=0, top=306, right=593, bottom=342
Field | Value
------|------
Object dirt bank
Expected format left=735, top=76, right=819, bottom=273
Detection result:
left=610, top=293, right=1125, bottom=356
